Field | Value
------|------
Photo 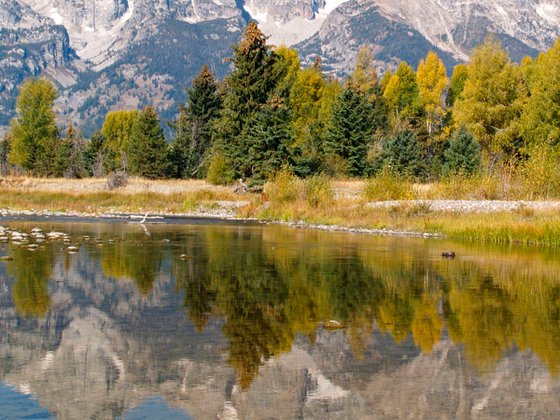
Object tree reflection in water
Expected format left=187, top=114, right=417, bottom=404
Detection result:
left=5, top=223, right=560, bottom=388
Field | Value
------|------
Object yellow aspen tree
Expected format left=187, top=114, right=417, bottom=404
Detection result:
left=417, top=51, right=448, bottom=137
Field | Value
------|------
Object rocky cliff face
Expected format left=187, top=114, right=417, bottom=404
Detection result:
left=0, top=0, right=75, bottom=128
left=1, top=0, right=559, bottom=134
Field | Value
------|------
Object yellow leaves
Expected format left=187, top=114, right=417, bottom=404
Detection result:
left=452, top=37, right=526, bottom=160
left=417, top=52, right=448, bottom=136
left=412, top=293, right=443, bottom=354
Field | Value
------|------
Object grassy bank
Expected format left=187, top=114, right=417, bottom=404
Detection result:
left=2, top=175, right=560, bottom=246
left=0, top=177, right=247, bottom=215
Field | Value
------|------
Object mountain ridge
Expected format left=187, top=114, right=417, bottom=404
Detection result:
left=1, top=0, right=558, bottom=135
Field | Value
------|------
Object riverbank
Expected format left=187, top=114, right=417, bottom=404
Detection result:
left=2, top=176, right=560, bottom=246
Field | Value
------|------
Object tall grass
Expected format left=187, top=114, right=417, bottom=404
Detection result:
left=362, top=169, right=415, bottom=201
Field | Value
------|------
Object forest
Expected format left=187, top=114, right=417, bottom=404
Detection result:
left=2, top=22, right=560, bottom=195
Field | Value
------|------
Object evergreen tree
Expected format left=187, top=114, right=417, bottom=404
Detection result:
left=381, top=130, right=424, bottom=178
left=324, top=88, right=375, bottom=177
left=442, top=126, right=481, bottom=176
left=64, top=121, right=87, bottom=179
left=127, top=106, right=169, bottom=179
left=84, top=130, right=106, bottom=177
left=8, top=78, right=61, bottom=176
left=213, top=22, right=283, bottom=180
left=0, top=135, right=11, bottom=176
left=171, top=65, right=221, bottom=179
left=244, top=98, right=296, bottom=183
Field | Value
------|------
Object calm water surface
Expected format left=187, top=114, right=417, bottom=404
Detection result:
left=1, top=218, right=560, bottom=419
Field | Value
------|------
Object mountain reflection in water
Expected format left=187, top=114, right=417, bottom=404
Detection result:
left=1, top=220, right=560, bottom=418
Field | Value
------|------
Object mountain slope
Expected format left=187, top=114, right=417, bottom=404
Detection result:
left=0, top=0, right=558, bottom=135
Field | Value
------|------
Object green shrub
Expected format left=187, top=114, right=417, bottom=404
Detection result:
left=207, top=152, right=232, bottom=185
left=363, top=168, right=415, bottom=201
left=304, top=175, right=333, bottom=208
left=264, top=169, right=302, bottom=203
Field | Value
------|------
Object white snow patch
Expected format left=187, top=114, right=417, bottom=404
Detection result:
left=536, top=3, right=560, bottom=25
left=244, top=0, right=350, bottom=46
left=322, top=0, right=350, bottom=14
left=243, top=3, right=269, bottom=23
left=49, top=8, right=63, bottom=25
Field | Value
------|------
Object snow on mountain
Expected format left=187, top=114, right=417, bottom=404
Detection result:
left=2, top=0, right=560, bottom=134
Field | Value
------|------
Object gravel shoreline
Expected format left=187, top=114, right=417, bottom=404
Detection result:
left=367, top=200, right=560, bottom=213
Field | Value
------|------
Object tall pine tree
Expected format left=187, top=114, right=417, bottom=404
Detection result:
left=63, top=121, right=87, bottom=179
left=213, top=22, right=283, bottom=181
left=324, top=88, right=375, bottom=177
left=244, top=98, right=296, bottom=183
left=84, top=130, right=106, bottom=177
left=127, top=107, right=169, bottom=179
left=171, top=65, right=221, bottom=179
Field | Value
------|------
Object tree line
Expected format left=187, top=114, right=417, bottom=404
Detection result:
left=2, top=22, right=560, bottom=184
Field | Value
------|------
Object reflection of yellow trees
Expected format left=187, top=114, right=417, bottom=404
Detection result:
left=8, top=247, right=53, bottom=317
left=447, top=276, right=515, bottom=371
left=166, top=225, right=560, bottom=386
left=101, top=240, right=162, bottom=295
left=412, top=293, right=443, bottom=354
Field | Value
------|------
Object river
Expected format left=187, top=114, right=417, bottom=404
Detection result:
left=0, top=218, right=559, bottom=418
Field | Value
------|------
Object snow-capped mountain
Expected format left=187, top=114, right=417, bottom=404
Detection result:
left=1, top=0, right=559, bottom=134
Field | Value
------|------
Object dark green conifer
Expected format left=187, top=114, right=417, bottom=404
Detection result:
left=244, top=98, right=295, bottom=183
left=171, top=65, right=221, bottom=178
left=127, top=107, right=169, bottom=179
left=63, top=122, right=87, bottom=178
left=84, top=130, right=106, bottom=176
left=442, top=125, right=481, bottom=176
left=323, top=88, right=375, bottom=177
left=381, top=130, right=424, bottom=178
left=213, top=22, right=283, bottom=180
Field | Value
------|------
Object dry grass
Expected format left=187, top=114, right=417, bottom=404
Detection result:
left=3, top=175, right=560, bottom=247
left=0, top=176, right=248, bottom=214
left=0, top=176, right=237, bottom=196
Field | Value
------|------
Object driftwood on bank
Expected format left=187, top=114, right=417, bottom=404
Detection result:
left=233, top=179, right=263, bottom=194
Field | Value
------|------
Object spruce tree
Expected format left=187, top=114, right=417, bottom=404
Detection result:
left=171, top=65, right=221, bottom=179
left=64, top=122, right=87, bottom=179
left=381, top=130, right=424, bottom=178
left=324, top=88, right=375, bottom=177
left=442, top=126, right=481, bottom=176
left=213, top=22, right=283, bottom=180
left=0, top=135, right=11, bottom=176
left=84, top=130, right=106, bottom=177
left=244, top=98, right=295, bottom=183
left=127, top=106, right=169, bottom=179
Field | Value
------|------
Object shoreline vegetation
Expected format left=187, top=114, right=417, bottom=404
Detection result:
left=4, top=24, right=560, bottom=248
left=3, top=176, right=560, bottom=247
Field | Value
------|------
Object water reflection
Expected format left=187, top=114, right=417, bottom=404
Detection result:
left=1, top=220, right=560, bottom=417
